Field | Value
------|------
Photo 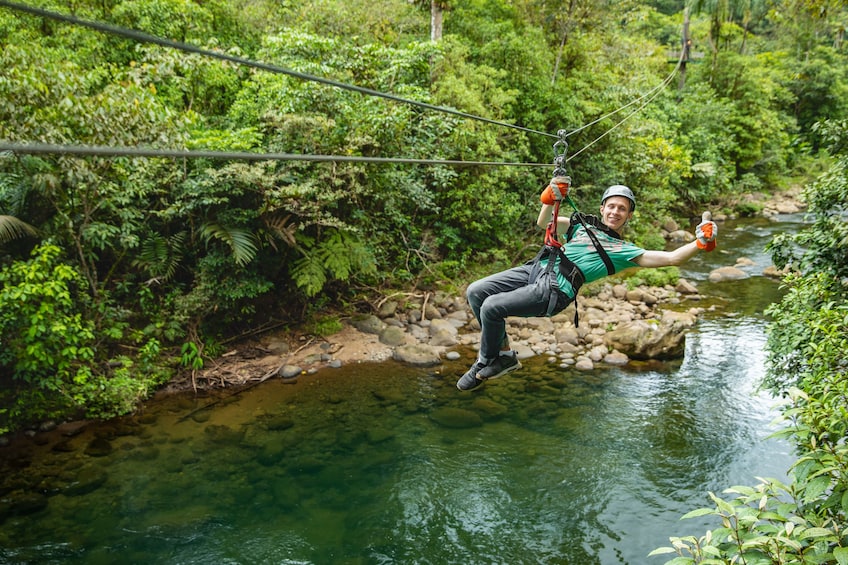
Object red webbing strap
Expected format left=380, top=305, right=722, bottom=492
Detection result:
left=544, top=200, right=562, bottom=248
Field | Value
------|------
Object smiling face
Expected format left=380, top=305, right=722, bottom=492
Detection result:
left=599, top=196, right=634, bottom=232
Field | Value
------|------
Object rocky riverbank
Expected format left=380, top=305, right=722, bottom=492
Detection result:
left=172, top=187, right=805, bottom=391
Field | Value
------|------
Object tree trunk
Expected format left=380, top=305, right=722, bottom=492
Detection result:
left=431, top=0, right=443, bottom=42
left=550, top=0, right=577, bottom=85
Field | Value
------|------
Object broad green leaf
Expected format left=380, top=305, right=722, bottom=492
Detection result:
left=680, top=507, right=715, bottom=519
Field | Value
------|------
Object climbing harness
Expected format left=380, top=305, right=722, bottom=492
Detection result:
left=533, top=130, right=622, bottom=325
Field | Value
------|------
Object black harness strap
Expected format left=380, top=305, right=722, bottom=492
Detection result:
left=566, top=211, right=620, bottom=276
left=535, top=211, right=621, bottom=326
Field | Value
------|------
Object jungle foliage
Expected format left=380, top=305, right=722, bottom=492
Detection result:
left=3, top=0, right=848, bottom=560
left=653, top=118, right=848, bottom=564
left=0, top=0, right=845, bottom=455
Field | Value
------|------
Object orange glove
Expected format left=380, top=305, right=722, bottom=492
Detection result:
left=696, top=212, right=717, bottom=251
left=540, top=176, right=570, bottom=205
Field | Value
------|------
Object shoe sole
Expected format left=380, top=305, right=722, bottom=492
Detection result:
left=456, top=378, right=483, bottom=391
left=479, top=360, right=522, bottom=381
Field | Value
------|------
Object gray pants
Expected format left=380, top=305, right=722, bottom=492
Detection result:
left=466, top=262, right=571, bottom=364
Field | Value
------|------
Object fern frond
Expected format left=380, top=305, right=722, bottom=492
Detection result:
left=317, top=231, right=353, bottom=279
left=349, top=240, right=377, bottom=276
left=200, top=223, right=260, bottom=266
left=292, top=254, right=327, bottom=297
left=263, top=212, right=298, bottom=248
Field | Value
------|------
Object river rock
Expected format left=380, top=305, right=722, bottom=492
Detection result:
left=763, top=264, right=790, bottom=278
left=675, top=279, right=698, bottom=294
left=203, top=424, right=245, bottom=445
left=471, top=398, right=509, bottom=419
left=667, top=229, right=693, bottom=242
left=64, top=467, right=108, bottom=497
left=514, top=344, right=536, bottom=359
left=259, top=414, right=294, bottom=431
left=278, top=365, right=302, bottom=379
left=379, top=326, right=407, bottom=346
left=588, top=345, right=608, bottom=362
left=429, top=407, right=483, bottom=428
left=446, top=310, right=469, bottom=325
left=423, top=303, right=443, bottom=320
left=603, top=311, right=696, bottom=360
left=604, top=350, right=629, bottom=365
left=393, top=344, right=441, bottom=367
left=84, top=438, right=112, bottom=457
left=775, top=201, right=801, bottom=214
left=351, top=314, right=385, bottom=334
left=554, top=326, right=580, bottom=345
left=662, top=219, right=679, bottom=232
left=612, top=284, right=628, bottom=299
left=575, top=358, right=594, bottom=370
left=708, top=266, right=748, bottom=282
left=428, top=319, right=458, bottom=346
left=640, top=291, right=658, bottom=306
left=377, top=300, right=399, bottom=318
left=0, top=492, right=48, bottom=520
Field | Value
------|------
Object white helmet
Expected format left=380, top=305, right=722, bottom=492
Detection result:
left=602, top=185, right=636, bottom=211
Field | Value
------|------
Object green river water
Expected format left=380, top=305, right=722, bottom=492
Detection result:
left=0, top=214, right=803, bottom=564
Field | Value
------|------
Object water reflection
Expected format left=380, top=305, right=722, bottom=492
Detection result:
left=0, top=330, right=791, bottom=565
left=0, top=217, right=803, bottom=565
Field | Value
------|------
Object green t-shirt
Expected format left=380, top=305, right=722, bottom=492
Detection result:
left=541, top=224, right=644, bottom=298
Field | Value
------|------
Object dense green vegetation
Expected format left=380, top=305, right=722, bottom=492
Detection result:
left=1, top=0, right=847, bottom=558
left=653, top=118, right=848, bottom=564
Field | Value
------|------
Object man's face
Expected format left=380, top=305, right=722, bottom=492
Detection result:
left=599, top=196, right=633, bottom=231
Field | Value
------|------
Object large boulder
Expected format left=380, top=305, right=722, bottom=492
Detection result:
left=603, top=311, right=696, bottom=360
left=393, top=344, right=441, bottom=366
left=428, top=319, right=458, bottom=347
left=708, top=266, right=748, bottom=282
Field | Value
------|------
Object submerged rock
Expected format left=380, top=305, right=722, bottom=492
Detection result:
left=84, top=438, right=113, bottom=458
left=0, top=492, right=48, bottom=520
left=64, top=467, right=108, bottom=497
left=429, top=407, right=483, bottom=429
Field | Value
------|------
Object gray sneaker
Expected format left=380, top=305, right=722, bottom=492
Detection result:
left=477, top=352, right=522, bottom=380
left=456, top=361, right=486, bottom=391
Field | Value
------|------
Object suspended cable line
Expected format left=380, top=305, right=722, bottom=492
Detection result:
left=565, top=49, right=684, bottom=141
left=0, top=0, right=556, bottom=141
left=566, top=55, right=682, bottom=164
left=0, top=142, right=551, bottom=168
left=0, top=1, right=685, bottom=171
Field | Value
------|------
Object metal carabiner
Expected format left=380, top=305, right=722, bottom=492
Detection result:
left=552, top=129, right=569, bottom=177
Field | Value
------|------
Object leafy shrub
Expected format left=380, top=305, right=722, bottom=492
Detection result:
left=0, top=244, right=171, bottom=433
left=307, top=316, right=344, bottom=337
left=654, top=118, right=848, bottom=565
left=627, top=266, right=679, bottom=289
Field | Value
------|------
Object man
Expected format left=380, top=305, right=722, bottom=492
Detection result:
left=457, top=178, right=717, bottom=391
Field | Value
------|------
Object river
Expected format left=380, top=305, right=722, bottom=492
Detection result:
left=0, top=214, right=804, bottom=564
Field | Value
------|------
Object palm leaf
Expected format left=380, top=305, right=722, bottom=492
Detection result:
left=200, top=223, right=260, bottom=266
left=0, top=215, right=38, bottom=244
left=263, top=212, right=298, bottom=249
left=133, top=232, right=186, bottom=282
